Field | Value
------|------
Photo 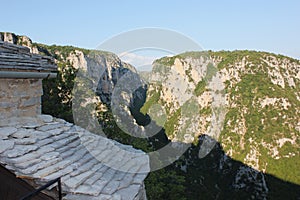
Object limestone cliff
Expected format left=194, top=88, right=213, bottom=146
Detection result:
left=145, top=51, right=300, bottom=186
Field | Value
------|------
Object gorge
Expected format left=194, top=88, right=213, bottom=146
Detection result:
left=1, top=32, right=299, bottom=199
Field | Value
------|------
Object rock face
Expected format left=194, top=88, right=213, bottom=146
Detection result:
left=85, top=52, right=136, bottom=104
left=54, top=48, right=137, bottom=107
left=145, top=51, right=300, bottom=187
left=148, top=54, right=225, bottom=143
left=65, top=48, right=135, bottom=104
left=0, top=32, right=18, bottom=44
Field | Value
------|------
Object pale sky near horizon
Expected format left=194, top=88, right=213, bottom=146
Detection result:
left=1, top=0, right=299, bottom=61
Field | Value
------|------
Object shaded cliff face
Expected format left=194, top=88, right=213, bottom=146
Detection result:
left=177, top=134, right=300, bottom=200
left=55, top=47, right=135, bottom=105
left=144, top=51, right=300, bottom=186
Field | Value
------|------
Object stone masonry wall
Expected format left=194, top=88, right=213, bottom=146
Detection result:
left=0, top=79, right=42, bottom=120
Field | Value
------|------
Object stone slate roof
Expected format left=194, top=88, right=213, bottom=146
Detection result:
left=0, top=115, right=149, bottom=200
left=0, top=41, right=56, bottom=72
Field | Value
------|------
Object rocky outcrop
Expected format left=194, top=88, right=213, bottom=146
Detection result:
left=0, top=32, right=18, bottom=44
left=85, top=52, right=136, bottom=104
left=0, top=32, right=39, bottom=53
left=150, top=55, right=225, bottom=143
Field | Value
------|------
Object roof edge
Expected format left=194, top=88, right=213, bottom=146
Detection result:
left=0, top=71, right=57, bottom=79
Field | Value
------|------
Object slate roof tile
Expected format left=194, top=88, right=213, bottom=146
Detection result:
left=0, top=127, right=17, bottom=139
left=0, top=115, right=149, bottom=199
left=0, top=41, right=57, bottom=72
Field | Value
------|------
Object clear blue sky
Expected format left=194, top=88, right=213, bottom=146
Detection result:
left=1, top=0, right=299, bottom=59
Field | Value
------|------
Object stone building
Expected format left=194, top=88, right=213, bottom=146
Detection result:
left=0, top=41, right=149, bottom=200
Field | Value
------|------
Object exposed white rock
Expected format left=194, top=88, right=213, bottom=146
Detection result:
left=67, top=50, right=87, bottom=71
left=244, top=144, right=261, bottom=170
left=260, top=97, right=291, bottom=110
left=277, top=137, right=296, bottom=148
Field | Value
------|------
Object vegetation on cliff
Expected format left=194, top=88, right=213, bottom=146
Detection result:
left=146, top=50, right=300, bottom=186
